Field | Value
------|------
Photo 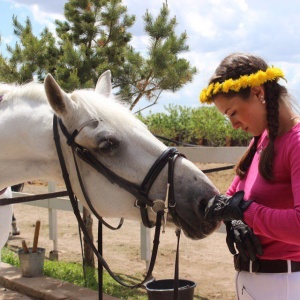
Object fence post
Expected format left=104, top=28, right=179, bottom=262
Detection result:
left=140, top=223, right=151, bottom=270
left=48, top=181, right=59, bottom=260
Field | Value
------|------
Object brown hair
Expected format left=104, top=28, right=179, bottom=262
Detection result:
left=208, top=53, right=288, bottom=180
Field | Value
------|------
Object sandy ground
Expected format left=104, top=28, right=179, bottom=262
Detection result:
left=7, top=163, right=237, bottom=300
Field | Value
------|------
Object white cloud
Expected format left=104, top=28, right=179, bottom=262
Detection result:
left=130, top=35, right=149, bottom=54
left=1, top=35, right=14, bottom=45
left=188, top=15, right=217, bottom=38
left=7, top=0, right=66, bottom=14
left=30, top=4, right=63, bottom=32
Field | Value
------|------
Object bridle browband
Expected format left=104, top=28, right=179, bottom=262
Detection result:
left=53, top=114, right=185, bottom=290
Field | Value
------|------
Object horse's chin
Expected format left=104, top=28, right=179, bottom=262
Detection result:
left=173, top=214, right=221, bottom=240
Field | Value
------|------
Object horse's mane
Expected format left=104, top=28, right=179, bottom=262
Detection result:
left=0, top=82, right=146, bottom=133
left=0, top=82, right=46, bottom=103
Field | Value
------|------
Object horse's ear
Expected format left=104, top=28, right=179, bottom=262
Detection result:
left=95, top=70, right=112, bottom=97
left=44, top=74, right=73, bottom=116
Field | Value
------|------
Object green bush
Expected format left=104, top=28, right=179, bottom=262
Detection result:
left=138, top=105, right=251, bottom=146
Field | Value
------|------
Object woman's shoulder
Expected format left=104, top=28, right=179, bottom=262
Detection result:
left=287, top=122, right=300, bottom=139
left=278, top=122, right=300, bottom=152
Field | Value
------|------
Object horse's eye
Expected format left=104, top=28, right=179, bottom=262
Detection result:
left=99, top=137, right=119, bottom=154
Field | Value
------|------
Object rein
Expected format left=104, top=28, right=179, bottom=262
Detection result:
left=0, top=188, right=7, bottom=195
left=0, top=191, right=69, bottom=205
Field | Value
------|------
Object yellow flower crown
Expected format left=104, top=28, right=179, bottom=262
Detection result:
left=200, top=67, right=285, bottom=104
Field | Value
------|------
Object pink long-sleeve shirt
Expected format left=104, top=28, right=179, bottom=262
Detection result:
left=227, top=123, right=300, bottom=261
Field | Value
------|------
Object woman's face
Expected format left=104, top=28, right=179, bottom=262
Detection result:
left=213, top=88, right=268, bottom=136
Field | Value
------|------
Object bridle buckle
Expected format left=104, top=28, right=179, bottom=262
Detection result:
left=134, top=199, right=141, bottom=209
left=151, top=200, right=165, bottom=214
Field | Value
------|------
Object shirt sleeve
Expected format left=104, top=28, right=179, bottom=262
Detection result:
left=244, top=132, right=300, bottom=245
left=226, top=175, right=241, bottom=196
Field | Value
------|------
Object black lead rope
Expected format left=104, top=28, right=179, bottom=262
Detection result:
left=0, top=191, right=69, bottom=206
left=98, top=221, right=103, bottom=300
left=53, top=114, right=163, bottom=289
left=203, top=164, right=235, bottom=173
left=173, top=229, right=181, bottom=300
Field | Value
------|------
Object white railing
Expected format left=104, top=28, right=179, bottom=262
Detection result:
left=12, top=146, right=246, bottom=268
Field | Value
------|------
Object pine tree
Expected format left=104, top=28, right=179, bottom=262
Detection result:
left=128, top=4, right=197, bottom=110
left=0, top=16, right=59, bottom=83
left=55, top=0, right=136, bottom=91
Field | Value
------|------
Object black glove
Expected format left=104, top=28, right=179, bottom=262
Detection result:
left=225, top=220, right=263, bottom=262
left=204, top=191, right=253, bottom=222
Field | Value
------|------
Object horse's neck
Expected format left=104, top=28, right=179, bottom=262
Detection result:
left=0, top=101, right=63, bottom=189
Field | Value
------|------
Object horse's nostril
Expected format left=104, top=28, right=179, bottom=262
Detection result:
left=198, top=199, right=207, bottom=213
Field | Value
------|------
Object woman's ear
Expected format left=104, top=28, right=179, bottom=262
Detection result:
left=252, top=85, right=265, bottom=99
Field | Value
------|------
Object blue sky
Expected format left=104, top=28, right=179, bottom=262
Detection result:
left=1, top=0, right=300, bottom=114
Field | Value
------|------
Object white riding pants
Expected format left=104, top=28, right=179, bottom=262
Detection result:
left=236, top=270, right=300, bottom=300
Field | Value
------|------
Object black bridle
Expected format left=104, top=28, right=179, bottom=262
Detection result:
left=53, top=114, right=185, bottom=291
left=55, top=115, right=185, bottom=229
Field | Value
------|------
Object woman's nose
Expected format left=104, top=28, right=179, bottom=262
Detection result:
left=231, top=119, right=241, bottom=130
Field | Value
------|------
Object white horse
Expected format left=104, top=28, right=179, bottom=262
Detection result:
left=0, top=71, right=220, bottom=254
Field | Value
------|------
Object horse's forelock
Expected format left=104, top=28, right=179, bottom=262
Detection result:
left=73, top=90, right=144, bottom=133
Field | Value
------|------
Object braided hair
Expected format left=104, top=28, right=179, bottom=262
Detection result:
left=208, top=53, right=287, bottom=180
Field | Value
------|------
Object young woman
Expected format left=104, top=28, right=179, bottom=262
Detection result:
left=200, top=53, right=300, bottom=299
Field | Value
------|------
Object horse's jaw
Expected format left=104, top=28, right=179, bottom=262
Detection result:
left=171, top=210, right=221, bottom=240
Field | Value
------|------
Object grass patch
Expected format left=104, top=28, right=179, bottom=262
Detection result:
left=1, top=247, right=148, bottom=299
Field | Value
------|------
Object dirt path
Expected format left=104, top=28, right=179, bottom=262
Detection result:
left=7, top=164, right=237, bottom=300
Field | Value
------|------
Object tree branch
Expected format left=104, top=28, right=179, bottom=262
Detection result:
left=133, top=89, right=163, bottom=114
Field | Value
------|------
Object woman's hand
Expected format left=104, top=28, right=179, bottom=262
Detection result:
left=225, top=220, right=263, bottom=262
left=204, top=191, right=253, bottom=222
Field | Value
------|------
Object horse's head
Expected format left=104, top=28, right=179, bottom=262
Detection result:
left=44, top=71, right=220, bottom=239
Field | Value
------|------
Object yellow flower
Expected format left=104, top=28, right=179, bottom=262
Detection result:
left=206, top=83, right=214, bottom=96
left=230, top=79, right=240, bottom=92
left=239, top=75, right=249, bottom=87
left=213, top=82, right=221, bottom=94
left=200, top=89, right=210, bottom=103
left=266, top=68, right=275, bottom=78
left=253, top=71, right=266, bottom=86
left=222, top=79, right=234, bottom=92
